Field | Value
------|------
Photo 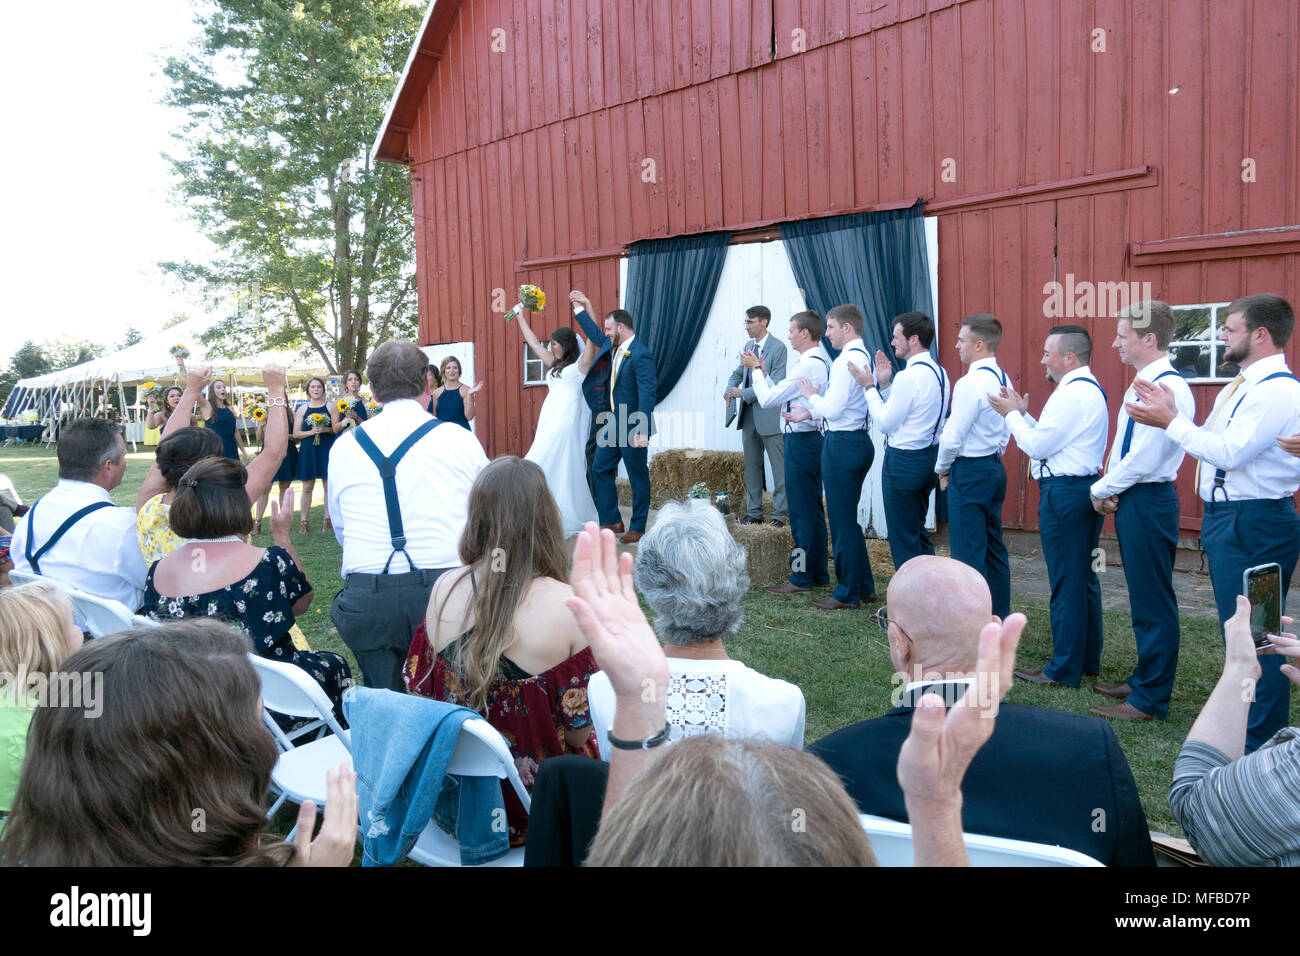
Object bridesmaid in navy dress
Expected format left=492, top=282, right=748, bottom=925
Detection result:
left=341, top=369, right=369, bottom=427
left=292, top=377, right=342, bottom=532
left=431, top=356, right=482, bottom=430
left=253, top=404, right=298, bottom=535
left=200, top=379, right=246, bottom=462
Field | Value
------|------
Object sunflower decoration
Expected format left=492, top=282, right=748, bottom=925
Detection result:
left=366, top=398, right=382, bottom=413
left=336, top=397, right=354, bottom=415
left=251, top=406, right=267, bottom=422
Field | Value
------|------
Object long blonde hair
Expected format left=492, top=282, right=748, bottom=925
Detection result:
left=587, top=736, right=878, bottom=867
left=0, top=583, right=76, bottom=700
left=434, top=457, right=567, bottom=712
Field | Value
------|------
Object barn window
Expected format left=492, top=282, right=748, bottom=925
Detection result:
left=1167, top=303, right=1237, bottom=382
left=523, top=351, right=546, bottom=386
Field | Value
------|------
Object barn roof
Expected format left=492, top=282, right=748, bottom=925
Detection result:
left=372, top=0, right=461, bottom=165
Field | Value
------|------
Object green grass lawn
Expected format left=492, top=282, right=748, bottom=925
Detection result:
left=4, top=441, right=1295, bottom=838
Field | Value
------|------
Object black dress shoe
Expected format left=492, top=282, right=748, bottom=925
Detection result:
left=739, top=515, right=762, bottom=525
left=861, top=592, right=878, bottom=603
left=769, top=518, right=785, bottom=528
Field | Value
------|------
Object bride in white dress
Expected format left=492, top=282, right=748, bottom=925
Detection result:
left=513, top=311, right=601, bottom=536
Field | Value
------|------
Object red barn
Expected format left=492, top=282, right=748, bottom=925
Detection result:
left=373, top=0, right=1300, bottom=539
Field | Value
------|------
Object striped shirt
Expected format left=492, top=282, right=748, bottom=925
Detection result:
left=1169, top=728, right=1300, bottom=866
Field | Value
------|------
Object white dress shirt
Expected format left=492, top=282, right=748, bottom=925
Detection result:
left=865, top=352, right=950, bottom=450
left=1005, top=366, right=1109, bottom=479
left=1091, top=357, right=1194, bottom=500
left=588, top=657, right=807, bottom=759
left=12, top=479, right=148, bottom=610
left=804, top=337, right=873, bottom=431
left=751, top=345, right=832, bottom=433
left=1165, top=353, right=1300, bottom=502
left=327, top=398, right=489, bottom=576
left=935, top=358, right=1011, bottom=474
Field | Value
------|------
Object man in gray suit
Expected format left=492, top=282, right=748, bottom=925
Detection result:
left=724, top=305, right=788, bottom=526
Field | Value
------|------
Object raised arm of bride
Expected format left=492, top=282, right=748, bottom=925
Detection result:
left=514, top=310, right=555, bottom=367
left=577, top=331, right=599, bottom=375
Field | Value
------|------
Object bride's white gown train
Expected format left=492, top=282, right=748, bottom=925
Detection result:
left=525, top=361, right=600, bottom=537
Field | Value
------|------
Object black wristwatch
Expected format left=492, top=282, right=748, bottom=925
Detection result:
left=606, top=724, right=671, bottom=751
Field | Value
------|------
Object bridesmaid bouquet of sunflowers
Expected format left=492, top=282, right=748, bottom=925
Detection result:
left=335, top=397, right=355, bottom=415
left=366, top=398, right=382, bottom=414
left=251, top=405, right=267, bottom=423
left=139, top=381, right=164, bottom=403
left=306, top=412, right=330, bottom=444
left=503, top=284, right=546, bottom=322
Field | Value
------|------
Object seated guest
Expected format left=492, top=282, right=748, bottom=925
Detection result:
left=587, top=499, right=805, bottom=754
left=0, top=619, right=355, bottom=865
left=406, top=456, right=598, bottom=846
left=0, top=582, right=82, bottom=814
left=328, top=339, right=488, bottom=692
left=565, top=523, right=1026, bottom=867
left=11, top=417, right=148, bottom=610
left=809, top=555, right=1155, bottom=866
left=136, top=363, right=289, bottom=562
left=141, top=458, right=352, bottom=719
left=1169, top=596, right=1300, bottom=865
left=0, top=474, right=25, bottom=534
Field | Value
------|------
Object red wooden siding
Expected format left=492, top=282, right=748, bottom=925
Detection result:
left=382, top=0, right=1300, bottom=533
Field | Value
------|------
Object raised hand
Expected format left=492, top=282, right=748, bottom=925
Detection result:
left=873, top=350, right=893, bottom=389
left=468, top=381, right=485, bottom=396
left=288, top=763, right=358, bottom=867
left=569, top=290, right=593, bottom=314
left=262, top=362, right=287, bottom=395
left=1126, top=380, right=1178, bottom=429
left=270, top=486, right=296, bottom=545
left=186, top=364, right=214, bottom=393
left=847, top=360, right=874, bottom=388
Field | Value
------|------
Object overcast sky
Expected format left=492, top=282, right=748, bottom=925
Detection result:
left=0, top=0, right=220, bottom=367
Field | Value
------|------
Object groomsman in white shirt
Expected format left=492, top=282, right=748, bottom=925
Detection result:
left=744, top=310, right=833, bottom=594
left=328, top=339, right=489, bottom=691
left=934, top=314, right=1012, bottom=619
left=847, top=312, right=949, bottom=572
left=789, top=304, right=877, bottom=608
left=989, top=326, right=1109, bottom=688
left=1127, top=293, right=1300, bottom=750
left=1086, top=302, right=1194, bottom=722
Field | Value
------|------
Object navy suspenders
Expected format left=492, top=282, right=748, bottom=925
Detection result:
left=1211, top=370, right=1300, bottom=501
left=979, top=365, right=1009, bottom=388
left=24, top=500, right=114, bottom=575
left=1119, top=369, right=1181, bottom=459
left=352, top=419, right=447, bottom=574
left=785, top=353, right=831, bottom=434
left=916, top=360, right=948, bottom=441
left=1038, top=377, right=1106, bottom=479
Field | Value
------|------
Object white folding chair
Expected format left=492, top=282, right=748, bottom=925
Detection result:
left=6, top=572, right=152, bottom=638
left=406, top=718, right=530, bottom=867
left=860, top=814, right=1104, bottom=867
left=7, top=570, right=42, bottom=587
left=247, top=654, right=351, bottom=820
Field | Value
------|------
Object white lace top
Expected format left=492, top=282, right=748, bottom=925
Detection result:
left=588, top=658, right=807, bottom=759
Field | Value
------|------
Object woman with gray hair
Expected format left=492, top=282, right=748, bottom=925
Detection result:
left=588, top=498, right=806, bottom=755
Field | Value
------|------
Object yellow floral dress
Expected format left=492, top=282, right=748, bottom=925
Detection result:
left=136, top=494, right=311, bottom=651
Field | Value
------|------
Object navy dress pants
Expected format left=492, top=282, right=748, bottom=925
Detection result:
left=822, top=430, right=876, bottom=604
left=1039, top=475, right=1104, bottom=686
left=1114, top=481, right=1181, bottom=719
left=882, top=444, right=939, bottom=571
left=593, top=440, right=650, bottom=532
left=1201, top=497, right=1300, bottom=752
left=784, top=430, right=829, bottom=588
left=947, top=454, right=1011, bottom=619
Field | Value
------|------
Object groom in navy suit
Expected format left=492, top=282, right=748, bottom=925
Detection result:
left=570, top=291, right=656, bottom=544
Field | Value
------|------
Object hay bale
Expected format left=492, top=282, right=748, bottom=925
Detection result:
left=867, top=537, right=895, bottom=579
left=616, top=477, right=632, bottom=508
left=730, top=518, right=795, bottom=589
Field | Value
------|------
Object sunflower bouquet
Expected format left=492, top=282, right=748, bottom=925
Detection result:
left=503, top=284, right=546, bottom=322
left=169, top=343, right=191, bottom=361
left=139, top=381, right=164, bottom=403
left=336, top=397, right=355, bottom=416
left=366, top=398, right=382, bottom=414
left=251, top=405, right=268, bottom=423
left=307, top=412, right=330, bottom=444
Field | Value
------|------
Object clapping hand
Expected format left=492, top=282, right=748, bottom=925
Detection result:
left=288, top=763, right=358, bottom=867
left=1277, top=434, right=1300, bottom=457
left=873, top=350, right=893, bottom=389
left=1126, top=380, right=1178, bottom=429
left=847, top=360, right=875, bottom=389
left=738, top=350, right=763, bottom=371
left=782, top=406, right=812, bottom=424
left=986, top=385, right=1026, bottom=418
left=795, top=377, right=817, bottom=399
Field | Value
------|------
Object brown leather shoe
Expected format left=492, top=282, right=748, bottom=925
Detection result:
left=1092, top=680, right=1132, bottom=699
left=600, top=521, right=625, bottom=534
left=1013, top=668, right=1067, bottom=687
left=1089, top=700, right=1154, bottom=721
left=811, top=596, right=860, bottom=610
left=767, top=582, right=811, bottom=594
left=619, top=530, right=643, bottom=544
left=861, top=592, right=878, bottom=603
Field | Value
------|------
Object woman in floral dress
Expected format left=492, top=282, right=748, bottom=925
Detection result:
left=142, top=458, right=352, bottom=717
left=405, top=457, right=598, bottom=845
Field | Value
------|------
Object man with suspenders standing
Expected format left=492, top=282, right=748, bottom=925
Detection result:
left=13, top=417, right=148, bottom=611
left=848, top=311, right=949, bottom=572
left=1127, top=294, right=1300, bottom=750
left=1087, top=302, right=1194, bottom=722
left=744, top=310, right=833, bottom=594
left=328, top=340, right=489, bottom=692
left=789, top=304, right=878, bottom=608
left=934, top=314, right=1012, bottom=619
left=989, top=326, right=1109, bottom=688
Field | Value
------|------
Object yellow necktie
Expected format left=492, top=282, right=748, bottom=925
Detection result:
left=1194, top=374, right=1246, bottom=491
left=610, top=348, right=628, bottom=409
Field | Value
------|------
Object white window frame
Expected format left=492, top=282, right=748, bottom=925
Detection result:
left=1167, top=302, right=1233, bottom=383
left=523, top=351, right=546, bottom=386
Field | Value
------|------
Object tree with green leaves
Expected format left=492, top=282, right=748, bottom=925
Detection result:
left=162, top=0, right=423, bottom=374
